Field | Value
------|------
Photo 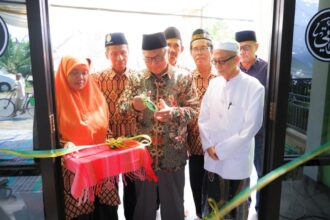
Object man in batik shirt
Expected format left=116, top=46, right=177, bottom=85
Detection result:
left=188, top=28, right=218, bottom=219
left=164, top=26, right=190, bottom=72
left=92, top=32, right=138, bottom=220
left=118, top=32, right=198, bottom=220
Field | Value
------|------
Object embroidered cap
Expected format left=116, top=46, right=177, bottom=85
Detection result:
left=105, top=32, right=128, bottom=47
left=142, top=32, right=167, bottom=50
left=235, top=30, right=257, bottom=42
left=190, top=28, right=212, bottom=46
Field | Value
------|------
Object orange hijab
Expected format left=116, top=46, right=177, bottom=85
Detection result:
left=55, top=56, right=109, bottom=146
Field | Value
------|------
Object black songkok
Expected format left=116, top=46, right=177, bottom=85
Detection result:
left=142, top=32, right=167, bottom=50
left=235, top=30, right=257, bottom=42
left=164, top=26, right=182, bottom=40
left=105, top=32, right=128, bottom=47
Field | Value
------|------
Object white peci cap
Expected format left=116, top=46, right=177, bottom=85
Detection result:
left=215, top=40, right=240, bottom=54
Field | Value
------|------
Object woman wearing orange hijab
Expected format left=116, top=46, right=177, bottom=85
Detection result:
left=55, top=56, right=119, bottom=220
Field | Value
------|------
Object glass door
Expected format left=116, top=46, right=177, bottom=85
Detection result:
left=0, top=2, right=44, bottom=219
left=261, top=0, right=330, bottom=219
left=1, top=1, right=62, bottom=219
left=281, top=0, right=330, bottom=219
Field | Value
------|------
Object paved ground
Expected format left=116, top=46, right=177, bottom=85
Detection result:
left=0, top=90, right=34, bottom=131
left=0, top=113, right=33, bottom=131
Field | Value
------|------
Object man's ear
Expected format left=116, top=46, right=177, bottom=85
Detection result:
left=255, top=43, right=259, bottom=51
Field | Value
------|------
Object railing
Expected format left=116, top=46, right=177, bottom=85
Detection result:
left=287, top=78, right=311, bottom=134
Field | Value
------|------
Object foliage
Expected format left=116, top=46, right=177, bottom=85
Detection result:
left=206, top=20, right=233, bottom=43
left=0, top=34, right=31, bottom=77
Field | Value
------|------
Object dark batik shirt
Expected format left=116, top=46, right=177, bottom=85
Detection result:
left=92, top=68, right=139, bottom=138
left=118, top=65, right=198, bottom=171
left=187, top=68, right=217, bottom=156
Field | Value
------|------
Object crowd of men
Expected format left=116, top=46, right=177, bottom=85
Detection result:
left=57, top=27, right=268, bottom=220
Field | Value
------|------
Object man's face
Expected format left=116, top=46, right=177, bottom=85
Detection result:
left=190, top=39, right=212, bottom=67
left=143, top=48, right=168, bottom=75
left=212, top=49, right=239, bottom=80
left=166, top=38, right=183, bottom=66
left=106, top=44, right=129, bottom=73
left=239, top=41, right=258, bottom=64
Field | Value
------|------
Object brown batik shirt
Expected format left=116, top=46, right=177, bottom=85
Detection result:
left=118, top=65, right=199, bottom=171
left=92, top=68, right=139, bottom=138
left=187, top=68, right=217, bottom=156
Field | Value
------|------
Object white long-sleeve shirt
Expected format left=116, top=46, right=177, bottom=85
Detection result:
left=15, top=79, right=25, bottom=99
left=198, top=71, right=265, bottom=179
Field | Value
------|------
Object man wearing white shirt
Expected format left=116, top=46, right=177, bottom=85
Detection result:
left=198, top=40, right=264, bottom=219
left=12, top=73, right=25, bottom=117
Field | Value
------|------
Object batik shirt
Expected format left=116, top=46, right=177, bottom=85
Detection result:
left=92, top=68, right=138, bottom=138
left=118, top=65, right=198, bottom=171
left=187, top=68, right=217, bottom=156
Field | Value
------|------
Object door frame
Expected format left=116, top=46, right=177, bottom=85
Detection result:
left=26, top=0, right=64, bottom=219
left=260, top=0, right=330, bottom=219
left=259, top=0, right=296, bottom=219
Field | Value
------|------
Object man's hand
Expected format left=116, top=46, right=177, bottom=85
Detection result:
left=132, top=96, right=147, bottom=111
left=207, top=146, right=219, bottom=160
left=154, top=99, right=172, bottom=122
left=64, top=141, right=75, bottom=148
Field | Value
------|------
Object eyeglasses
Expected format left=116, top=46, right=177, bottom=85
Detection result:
left=143, top=55, right=165, bottom=63
left=240, top=45, right=252, bottom=52
left=191, top=46, right=210, bottom=53
left=211, top=55, right=236, bottom=65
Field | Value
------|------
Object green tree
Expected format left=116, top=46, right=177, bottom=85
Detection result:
left=0, top=34, right=31, bottom=77
left=207, top=20, right=233, bottom=43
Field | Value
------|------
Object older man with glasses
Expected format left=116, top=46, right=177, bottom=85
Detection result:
left=199, top=40, right=264, bottom=219
left=188, top=28, right=217, bottom=219
left=118, top=32, right=198, bottom=220
left=236, top=30, right=268, bottom=213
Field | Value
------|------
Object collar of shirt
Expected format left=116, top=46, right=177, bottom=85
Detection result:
left=144, top=65, right=174, bottom=80
left=240, top=56, right=262, bottom=72
left=107, top=68, right=130, bottom=80
left=221, top=70, right=242, bottom=87
left=192, top=67, right=217, bottom=79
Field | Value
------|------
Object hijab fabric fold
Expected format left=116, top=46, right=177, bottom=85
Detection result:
left=55, top=56, right=109, bottom=146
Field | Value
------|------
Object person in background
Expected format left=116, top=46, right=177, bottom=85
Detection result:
left=163, top=26, right=190, bottom=215
left=187, top=28, right=217, bottom=219
left=92, top=32, right=138, bottom=220
left=55, top=56, right=119, bottom=220
left=164, top=26, right=189, bottom=71
left=235, top=30, right=268, bottom=212
left=118, top=32, right=198, bottom=220
left=12, top=73, right=25, bottom=117
left=199, top=40, right=264, bottom=219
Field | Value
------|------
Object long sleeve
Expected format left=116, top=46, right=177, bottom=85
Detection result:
left=198, top=82, right=214, bottom=151
left=117, top=72, right=142, bottom=115
left=170, top=73, right=199, bottom=126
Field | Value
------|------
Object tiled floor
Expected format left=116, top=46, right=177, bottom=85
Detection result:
left=117, top=164, right=258, bottom=220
